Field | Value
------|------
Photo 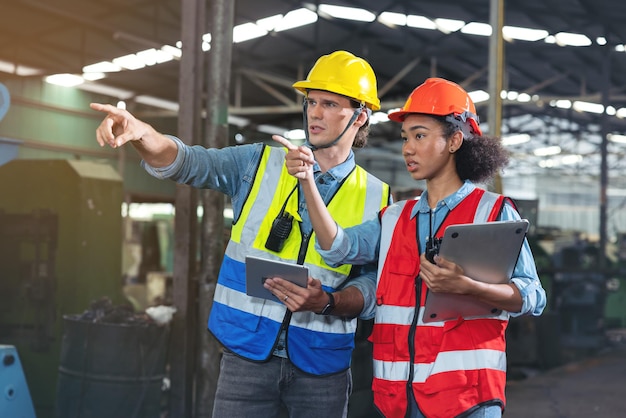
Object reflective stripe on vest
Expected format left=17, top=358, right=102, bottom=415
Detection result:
left=209, top=145, right=389, bottom=375
left=372, top=188, right=510, bottom=418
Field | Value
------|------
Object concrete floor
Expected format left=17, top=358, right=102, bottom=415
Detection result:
left=504, top=342, right=626, bottom=417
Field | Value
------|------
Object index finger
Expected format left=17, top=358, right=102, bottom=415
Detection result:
left=89, top=102, right=123, bottom=116
left=272, top=134, right=298, bottom=150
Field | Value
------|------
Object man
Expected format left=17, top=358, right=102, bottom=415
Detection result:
left=91, top=50, right=390, bottom=418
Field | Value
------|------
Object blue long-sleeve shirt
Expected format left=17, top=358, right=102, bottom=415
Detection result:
left=142, top=136, right=381, bottom=319
left=317, top=180, right=546, bottom=317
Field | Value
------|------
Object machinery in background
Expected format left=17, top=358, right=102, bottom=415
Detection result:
left=0, top=159, right=125, bottom=418
left=0, top=345, right=36, bottom=418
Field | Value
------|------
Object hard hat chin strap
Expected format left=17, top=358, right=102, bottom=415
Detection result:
left=302, top=102, right=368, bottom=151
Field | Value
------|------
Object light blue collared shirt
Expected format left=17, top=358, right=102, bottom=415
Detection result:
left=317, top=180, right=546, bottom=317
left=142, top=136, right=380, bottom=319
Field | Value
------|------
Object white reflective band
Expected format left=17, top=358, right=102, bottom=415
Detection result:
left=214, top=283, right=285, bottom=323
left=290, top=311, right=357, bottom=334
left=375, top=305, right=415, bottom=326
left=373, top=349, right=507, bottom=383
left=375, top=305, right=445, bottom=327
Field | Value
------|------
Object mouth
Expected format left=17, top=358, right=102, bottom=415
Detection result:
left=309, top=124, right=324, bottom=135
left=406, top=160, right=419, bottom=172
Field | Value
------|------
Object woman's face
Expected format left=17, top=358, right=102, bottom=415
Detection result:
left=400, top=114, right=455, bottom=182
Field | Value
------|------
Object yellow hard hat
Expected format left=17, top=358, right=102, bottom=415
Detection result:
left=292, top=50, right=380, bottom=111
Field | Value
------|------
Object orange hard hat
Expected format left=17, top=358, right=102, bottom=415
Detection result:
left=388, top=77, right=482, bottom=137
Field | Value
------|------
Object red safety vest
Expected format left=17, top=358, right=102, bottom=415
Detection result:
left=371, top=188, right=511, bottom=418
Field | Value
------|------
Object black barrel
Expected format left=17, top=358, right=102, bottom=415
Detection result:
left=56, top=316, right=169, bottom=418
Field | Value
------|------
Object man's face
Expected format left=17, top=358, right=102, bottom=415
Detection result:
left=305, top=90, right=358, bottom=148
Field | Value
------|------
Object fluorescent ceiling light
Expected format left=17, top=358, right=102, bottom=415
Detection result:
left=83, top=61, right=122, bottom=73
left=256, top=14, right=284, bottom=31
left=553, top=99, right=572, bottom=109
left=82, top=72, right=105, bottom=81
left=77, top=82, right=134, bottom=99
left=113, top=54, right=145, bottom=70
left=573, top=101, right=604, bottom=114
left=608, top=134, right=626, bottom=144
left=253, top=9, right=317, bottom=33
left=233, top=22, right=268, bottom=43
left=370, top=112, right=390, bottom=125
left=461, top=22, right=492, bottom=37
left=468, top=90, right=489, bottom=104
left=503, top=26, right=548, bottom=42
left=434, top=18, right=465, bottom=34
left=257, top=124, right=287, bottom=136
left=134, top=95, right=179, bottom=112
left=161, top=45, right=182, bottom=59
left=534, top=145, right=561, bottom=156
left=285, top=129, right=306, bottom=140
left=318, top=5, right=375, bottom=22
left=407, top=15, right=436, bottom=30
left=0, top=60, right=43, bottom=76
left=560, top=154, right=583, bottom=165
left=539, top=154, right=582, bottom=167
left=516, top=93, right=532, bottom=102
left=378, top=12, right=407, bottom=27
left=45, top=73, right=84, bottom=87
left=554, top=32, right=592, bottom=47
left=275, top=9, right=317, bottom=31
left=136, top=48, right=175, bottom=65
left=616, top=108, right=626, bottom=118
left=502, top=133, right=530, bottom=146
left=505, top=91, right=519, bottom=100
left=596, top=37, right=607, bottom=46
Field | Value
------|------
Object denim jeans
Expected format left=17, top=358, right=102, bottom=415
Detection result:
left=212, top=350, right=352, bottom=418
left=406, top=389, right=502, bottom=418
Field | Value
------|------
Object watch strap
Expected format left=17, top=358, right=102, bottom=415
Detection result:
left=320, top=291, right=335, bottom=315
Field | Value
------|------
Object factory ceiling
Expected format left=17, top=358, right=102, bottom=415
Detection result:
left=3, top=0, right=626, bottom=184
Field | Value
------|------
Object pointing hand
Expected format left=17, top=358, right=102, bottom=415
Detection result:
left=273, top=135, right=315, bottom=180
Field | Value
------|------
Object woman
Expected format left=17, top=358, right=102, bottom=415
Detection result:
left=270, top=77, right=546, bottom=418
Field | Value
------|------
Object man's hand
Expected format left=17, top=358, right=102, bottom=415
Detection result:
left=90, top=103, right=151, bottom=148
left=263, top=276, right=328, bottom=313
left=272, top=135, right=315, bottom=180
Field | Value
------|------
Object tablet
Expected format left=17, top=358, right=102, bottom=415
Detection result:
left=245, top=255, right=309, bottom=301
left=422, top=219, right=529, bottom=323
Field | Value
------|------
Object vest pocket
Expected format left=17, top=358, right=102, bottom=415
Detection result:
left=376, top=255, right=418, bottom=306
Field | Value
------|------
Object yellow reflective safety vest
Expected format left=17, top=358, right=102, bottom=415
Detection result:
left=209, top=145, right=389, bottom=375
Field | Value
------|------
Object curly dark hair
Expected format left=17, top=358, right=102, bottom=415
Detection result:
left=435, top=115, right=510, bottom=183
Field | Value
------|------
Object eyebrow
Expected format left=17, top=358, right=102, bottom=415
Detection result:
left=402, top=124, right=431, bottom=134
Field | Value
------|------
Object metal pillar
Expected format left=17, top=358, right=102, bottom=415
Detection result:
left=488, top=0, right=505, bottom=194
left=169, top=0, right=205, bottom=416
left=599, top=46, right=611, bottom=269
left=196, top=0, right=235, bottom=416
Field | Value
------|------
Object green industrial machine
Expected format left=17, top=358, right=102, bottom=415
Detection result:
left=0, top=159, right=125, bottom=418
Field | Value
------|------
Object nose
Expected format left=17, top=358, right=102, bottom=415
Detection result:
left=402, top=140, right=414, bottom=157
left=308, top=102, right=323, bottom=119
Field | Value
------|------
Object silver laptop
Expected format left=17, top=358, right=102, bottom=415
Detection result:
left=422, top=219, right=529, bottom=322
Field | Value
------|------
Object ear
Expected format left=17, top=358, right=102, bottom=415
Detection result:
left=449, top=130, right=464, bottom=153
left=354, top=109, right=369, bottom=127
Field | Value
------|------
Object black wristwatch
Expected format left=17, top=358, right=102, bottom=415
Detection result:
left=319, top=292, right=335, bottom=315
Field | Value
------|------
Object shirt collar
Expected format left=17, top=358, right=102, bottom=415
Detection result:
left=411, top=180, right=476, bottom=218
left=313, top=150, right=356, bottom=183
